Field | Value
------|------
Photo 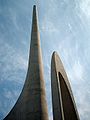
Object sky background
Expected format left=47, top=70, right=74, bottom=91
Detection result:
left=0, top=0, right=90, bottom=120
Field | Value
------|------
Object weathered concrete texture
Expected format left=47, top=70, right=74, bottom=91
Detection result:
left=51, top=52, right=80, bottom=120
left=4, top=5, right=49, bottom=120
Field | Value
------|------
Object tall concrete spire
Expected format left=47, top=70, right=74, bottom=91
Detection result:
left=51, top=52, right=80, bottom=120
left=4, top=5, right=49, bottom=120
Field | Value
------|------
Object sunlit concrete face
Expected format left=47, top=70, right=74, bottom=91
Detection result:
left=4, top=5, right=49, bottom=120
left=51, top=52, right=80, bottom=120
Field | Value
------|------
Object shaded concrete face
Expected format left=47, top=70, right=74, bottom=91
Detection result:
left=4, top=5, right=49, bottom=120
left=51, top=52, right=80, bottom=120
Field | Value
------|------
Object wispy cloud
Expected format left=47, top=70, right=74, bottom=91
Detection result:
left=68, top=60, right=84, bottom=82
left=80, top=0, right=90, bottom=19
left=0, top=40, right=28, bottom=119
left=0, top=40, right=28, bottom=83
left=41, top=19, right=59, bottom=33
left=0, top=0, right=90, bottom=120
left=40, top=0, right=90, bottom=119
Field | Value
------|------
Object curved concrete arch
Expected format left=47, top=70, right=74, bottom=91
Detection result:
left=51, top=51, right=80, bottom=120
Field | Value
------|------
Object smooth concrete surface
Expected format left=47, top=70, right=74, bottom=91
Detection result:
left=4, top=5, right=49, bottom=120
left=51, top=52, right=80, bottom=120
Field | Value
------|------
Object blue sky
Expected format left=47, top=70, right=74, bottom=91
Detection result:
left=0, top=0, right=90, bottom=120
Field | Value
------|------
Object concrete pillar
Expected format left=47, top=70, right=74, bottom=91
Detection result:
left=4, top=5, right=49, bottom=120
left=51, top=52, right=80, bottom=120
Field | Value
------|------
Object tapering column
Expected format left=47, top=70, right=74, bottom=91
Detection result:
left=4, top=5, right=49, bottom=120
left=51, top=52, right=80, bottom=120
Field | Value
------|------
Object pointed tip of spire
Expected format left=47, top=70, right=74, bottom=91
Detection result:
left=52, top=51, right=58, bottom=60
left=33, top=5, right=36, bottom=7
left=33, top=4, right=37, bottom=17
left=32, top=4, right=38, bottom=33
left=32, top=4, right=38, bottom=23
left=33, top=5, right=36, bottom=10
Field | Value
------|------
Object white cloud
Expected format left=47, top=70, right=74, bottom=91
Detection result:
left=4, top=89, right=13, bottom=99
left=0, top=40, right=28, bottom=83
left=8, top=7, right=19, bottom=30
left=75, top=88, right=90, bottom=120
left=41, top=19, right=59, bottom=33
left=70, top=60, right=84, bottom=81
left=15, top=54, right=28, bottom=70
left=80, top=0, right=90, bottom=19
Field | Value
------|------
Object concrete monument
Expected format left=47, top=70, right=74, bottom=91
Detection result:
left=4, top=5, right=80, bottom=120
left=4, top=5, right=49, bottom=120
left=51, top=52, right=80, bottom=120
